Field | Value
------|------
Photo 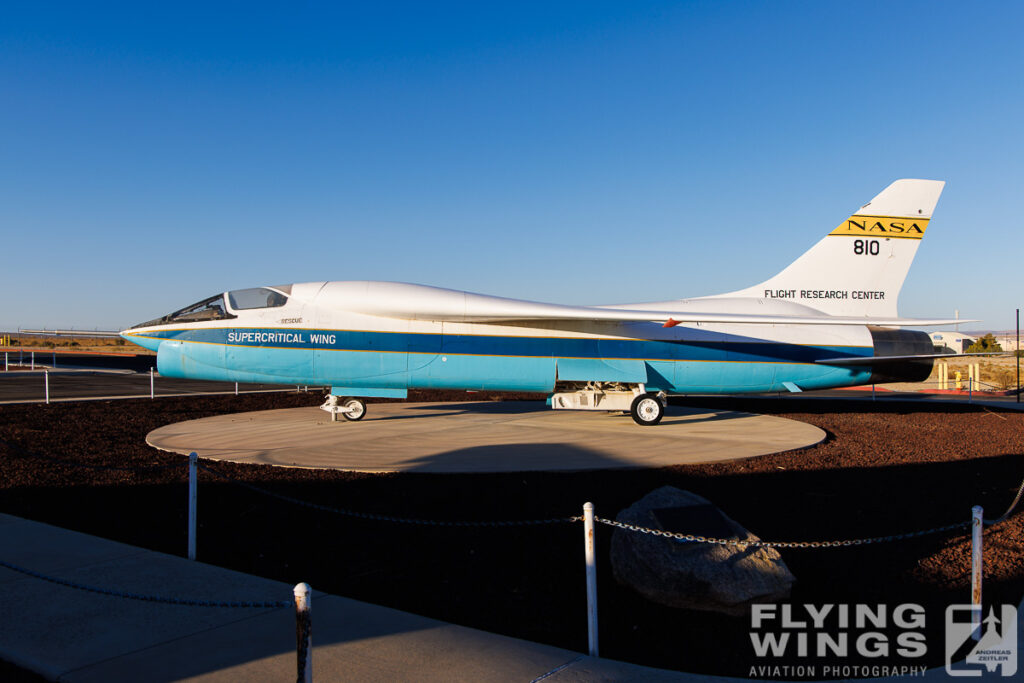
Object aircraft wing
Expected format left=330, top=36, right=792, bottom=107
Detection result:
left=334, top=282, right=971, bottom=327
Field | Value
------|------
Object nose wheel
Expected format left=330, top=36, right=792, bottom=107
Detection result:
left=321, top=395, right=367, bottom=421
left=340, top=397, right=366, bottom=421
left=630, top=393, right=664, bottom=426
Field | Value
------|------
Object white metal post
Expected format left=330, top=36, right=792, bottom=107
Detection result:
left=188, top=453, right=198, bottom=560
left=150, top=368, right=155, bottom=400
left=971, top=505, right=983, bottom=641
left=235, top=381, right=239, bottom=395
left=583, top=502, right=599, bottom=657
left=44, top=370, right=49, bottom=404
left=4, top=352, right=7, bottom=371
left=294, top=583, right=312, bottom=683
left=31, top=351, right=34, bottom=370
left=969, top=377, right=973, bottom=404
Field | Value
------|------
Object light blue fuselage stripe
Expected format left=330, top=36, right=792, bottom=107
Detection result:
left=142, top=327, right=874, bottom=393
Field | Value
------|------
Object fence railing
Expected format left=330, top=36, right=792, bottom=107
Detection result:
left=1, top=357, right=324, bottom=403
left=866, top=377, right=1019, bottom=394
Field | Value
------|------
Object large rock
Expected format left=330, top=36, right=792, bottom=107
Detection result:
left=609, top=486, right=794, bottom=616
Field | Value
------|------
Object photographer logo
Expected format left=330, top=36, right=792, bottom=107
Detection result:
left=945, top=605, right=1017, bottom=677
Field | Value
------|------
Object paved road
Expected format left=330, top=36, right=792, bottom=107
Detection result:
left=2, top=351, right=156, bottom=372
left=0, top=370, right=322, bottom=404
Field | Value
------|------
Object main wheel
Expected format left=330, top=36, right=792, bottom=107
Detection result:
left=341, top=397, right=366, bottom=421
left=630, top=393, right=664, bottom=426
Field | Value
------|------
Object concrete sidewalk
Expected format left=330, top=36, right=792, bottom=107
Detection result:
left=0, top=513, right=686, bottom=682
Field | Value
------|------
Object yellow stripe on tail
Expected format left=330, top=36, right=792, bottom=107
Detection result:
left=829, top=215, right=930, bottom=239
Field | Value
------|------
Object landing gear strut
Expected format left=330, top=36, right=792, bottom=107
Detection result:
left=550, top=382, right=668, bottom=425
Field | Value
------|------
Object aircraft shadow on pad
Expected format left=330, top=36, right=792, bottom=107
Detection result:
left=389, top=401, right=748, bottom=426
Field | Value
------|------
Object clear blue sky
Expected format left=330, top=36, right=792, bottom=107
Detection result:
left=2, top=1, right=1022, bottom=331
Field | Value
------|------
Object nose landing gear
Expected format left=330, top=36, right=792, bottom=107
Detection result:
left=320, top=395, right=367, bottom=422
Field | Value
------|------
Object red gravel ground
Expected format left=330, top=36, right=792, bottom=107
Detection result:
left=1, top=392, right=1021, bottom=679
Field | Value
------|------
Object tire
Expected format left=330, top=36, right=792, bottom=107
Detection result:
left=630, top=393, right=664, bottom=426
left=341, top=397, right=366, bottom=421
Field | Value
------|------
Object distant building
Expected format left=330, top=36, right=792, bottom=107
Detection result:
left=993, top=333, right=1021, bottom=352
left=930, top=331, right=976, bottom=354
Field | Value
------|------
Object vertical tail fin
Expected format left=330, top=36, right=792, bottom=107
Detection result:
left=715, top=179, right=945, bottom=317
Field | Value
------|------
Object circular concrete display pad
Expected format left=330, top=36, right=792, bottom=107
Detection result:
left=146, top=401, right=825, bottom=473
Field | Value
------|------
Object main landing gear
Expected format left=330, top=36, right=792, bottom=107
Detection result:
left=320, top=395, right=366, bottom=422
left=630, top=392, right=665, bottom=426
left=550, top=382, right=668, bottom=426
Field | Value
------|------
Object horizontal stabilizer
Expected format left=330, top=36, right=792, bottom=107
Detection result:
left=815, top=351, right=1002, bottom=365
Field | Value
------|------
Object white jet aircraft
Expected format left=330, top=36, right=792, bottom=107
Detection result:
left=123, top=179, right=969, bottom=425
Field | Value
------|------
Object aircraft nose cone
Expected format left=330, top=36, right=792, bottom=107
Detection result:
left=119, top=328, right=161, bottom=353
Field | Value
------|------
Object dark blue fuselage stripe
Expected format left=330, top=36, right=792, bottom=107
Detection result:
left=138, top=328, right=871, bottom=365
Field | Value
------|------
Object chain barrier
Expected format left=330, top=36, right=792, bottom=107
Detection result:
left=3, top=434, right=1019, bottom=541
left=196, top=463, right=580, bottom=527
left=985, top=475, right=1024, bottom=526
left=0, top=437, right=182, bottom=474
left=595, top=516, right=970, bottom=549
left=0, top=558, right=291, bottom=608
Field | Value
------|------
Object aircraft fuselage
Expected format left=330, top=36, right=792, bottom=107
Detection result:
left=123, top=281, right=930, bottom=398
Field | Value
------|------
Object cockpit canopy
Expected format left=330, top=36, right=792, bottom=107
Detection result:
left=134, top=286, right=291, bottom=328
left=227, top=287, right=288, bottom=310
left=163, top=294, right=234, bottom=324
